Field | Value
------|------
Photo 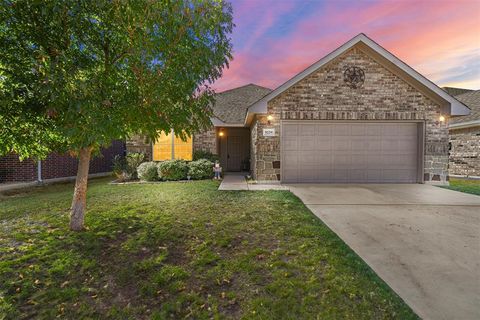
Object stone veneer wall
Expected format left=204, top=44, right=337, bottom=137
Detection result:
left=126, top=135, right=152, bottom=160
left=251, top=47, right=449, bottom=182
left=449, top=126, right=480, bottom=177
left=192, top=128, right=218, bottom=155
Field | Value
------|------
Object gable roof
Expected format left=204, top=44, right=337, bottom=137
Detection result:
left=246, top=33, right=470, bottom=124
left=449, top=90, right=480, bottom=128
left=211, top=84, right=271, bottom=126
left=443, top=87, right=474, bottom=97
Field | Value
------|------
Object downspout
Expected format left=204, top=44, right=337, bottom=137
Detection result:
left=37, top=159, right=43, bottom=183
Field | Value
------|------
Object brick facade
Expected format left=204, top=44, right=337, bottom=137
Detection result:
left=251, top=47, right=449, bottom=182
left=449, top=126, right=480, bottom=177
left=0, top=140, right=125, bottom=183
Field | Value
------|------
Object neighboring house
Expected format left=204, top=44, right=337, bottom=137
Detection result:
left=448, top=90, right=480, bottom=178
left=0, top=141, right=125, bottom=183
left=127, top=33, right=470, bottom=184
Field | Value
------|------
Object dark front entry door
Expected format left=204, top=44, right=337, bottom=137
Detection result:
left=227, top=136, right=242, bottom=171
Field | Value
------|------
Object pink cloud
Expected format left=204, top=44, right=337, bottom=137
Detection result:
left=214, top=0, right=480, bottom=92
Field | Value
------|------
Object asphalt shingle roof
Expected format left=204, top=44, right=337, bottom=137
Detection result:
left=442, top=87, right=473, bottom=97
left=212, top=84, right=272, bottom=124
left=451, top=90, right=480, bottom=124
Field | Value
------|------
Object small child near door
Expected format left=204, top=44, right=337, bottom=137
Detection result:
left=213, top=161, right=222, bottom=180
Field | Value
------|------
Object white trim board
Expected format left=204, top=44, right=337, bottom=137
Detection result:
left=245, top=33, right=470, bottom=125
left=449, top=120, right=480, bottom=130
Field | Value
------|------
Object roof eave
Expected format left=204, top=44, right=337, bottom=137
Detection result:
left=449, top=119, right=480, bottom=130
left=211, top=117, right=247, bottom=127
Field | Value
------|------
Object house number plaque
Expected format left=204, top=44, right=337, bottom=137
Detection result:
left=263, top=128, right=275, bottom=137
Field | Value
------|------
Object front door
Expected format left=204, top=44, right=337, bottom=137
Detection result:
left=227, top=136, right=242, bottom=171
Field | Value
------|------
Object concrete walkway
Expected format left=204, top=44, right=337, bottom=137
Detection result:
left=288, top=184, right=480, bottom=320
left=218, top=174, right=289, bottom=191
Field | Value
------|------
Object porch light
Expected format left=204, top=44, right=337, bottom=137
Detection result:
left=219, top=129, right=225, bottom=137
left=267, top=115, right=273, bottom=124
left=439, top=115, right=446, bottom=122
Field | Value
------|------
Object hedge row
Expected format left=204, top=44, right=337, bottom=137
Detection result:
left=137, top=159, right=214, bottom=181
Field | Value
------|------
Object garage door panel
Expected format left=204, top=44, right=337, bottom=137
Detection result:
left=366, top=140, right=382, bottom=151
left=283, top=124, right=298, bottom=136
left=299, top=124, right=316, bottom=136
left=298, top=166, right=319, bottom=181
left=351, top=124, right=366, bottom=136
left=366, top=124, right=383, bottom=136
left=316, top=154, right=333, bottom=168
left=316, top=137, right=333, bottom=150
left=282, top=169, right=298, bottom=182
left=382, top=124, right=399, bottom=136
left=333, top=138, right=351, bottom=151
left=298, top=136, right=316, bottom=150
left=283, top=152, right=298, bottom=167
left=350, top=155, right=368, bottom=169
left=333, top=169, right=348, bottom=180
left=315, top=124, right=333, bottom=136
left=348, top=169, right=368, bottom=181
left=333, top=124, right=352, bottom=136
left=283, top=137, right=298, bottom=151
left=382, top=139, right=399, bottom=151
left=397, top=123, right=418, bottom=136
left=282, top=121, right=419, bottom=183
left=298, top=152, right=317, bottom=165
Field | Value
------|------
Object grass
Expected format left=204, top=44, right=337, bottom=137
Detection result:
left=442, top=178, right=480, bottom=195
left=0, top=178, right=418, bottom=319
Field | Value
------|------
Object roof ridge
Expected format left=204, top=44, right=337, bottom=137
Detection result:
left=216, top=83, right=272, bottom=95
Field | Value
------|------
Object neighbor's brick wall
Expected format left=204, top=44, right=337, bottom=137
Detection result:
left=0, top=154, right=37, bottom=182
left=193, top=128, right=218, bottom=155
left=0, top=141, right=125, bottom=183
left=449, top=126, right=480, bottom=177
left=251, top=46, right=448, bottom=182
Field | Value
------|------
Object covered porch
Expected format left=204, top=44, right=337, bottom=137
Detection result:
left=216, top=127, right=251, bottom=172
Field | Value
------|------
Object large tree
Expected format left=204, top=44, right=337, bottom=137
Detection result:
left=0, top=0, right=233, bottom=230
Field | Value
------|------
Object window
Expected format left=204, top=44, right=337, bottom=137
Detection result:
left=152, top=130, right=192, bottom=161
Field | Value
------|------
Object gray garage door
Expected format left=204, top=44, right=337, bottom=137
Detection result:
left=282, top=122, right=420, bottom=183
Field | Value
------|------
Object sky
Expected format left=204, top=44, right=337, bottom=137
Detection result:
left=213, top=0, right=480, bottom=92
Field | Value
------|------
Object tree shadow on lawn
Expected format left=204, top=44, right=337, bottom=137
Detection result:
left=0, top=180, right=419, bottom=319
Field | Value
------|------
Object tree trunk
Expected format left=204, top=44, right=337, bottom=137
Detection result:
left=70, top=147, right=92, bottom=231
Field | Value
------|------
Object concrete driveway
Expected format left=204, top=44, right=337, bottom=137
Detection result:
left=287, top=184, right=480, bottom=320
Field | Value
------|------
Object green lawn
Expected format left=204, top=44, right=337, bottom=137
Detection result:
left=442, top=178, right=480, bottom=195
left=0, top=178, right=417, bottom=319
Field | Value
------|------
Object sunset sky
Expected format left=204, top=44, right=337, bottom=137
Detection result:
left=214, top=0, right=480, bottom=92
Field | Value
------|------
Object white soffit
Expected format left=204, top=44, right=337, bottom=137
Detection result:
left=211, top=117, right=246, bottom=127
left=245, top=33, right=470, bottom=124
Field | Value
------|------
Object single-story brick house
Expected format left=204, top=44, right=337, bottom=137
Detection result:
left=447, top=89, right=480, bottom=178
left=127, top=33, right=471, bottom=184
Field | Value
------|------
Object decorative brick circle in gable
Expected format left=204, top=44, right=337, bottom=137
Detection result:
left=343, top=66, right=365, bottom=89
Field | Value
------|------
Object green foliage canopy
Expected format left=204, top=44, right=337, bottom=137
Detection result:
left=0, top=0, right=233, bottom=159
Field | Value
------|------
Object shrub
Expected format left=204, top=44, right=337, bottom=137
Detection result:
left=126, top=153, right=145, bottom=179
left=157, top=160, right=188, bottom=181
left=112, top=153, right=145, bottom=181
left=193, top=150, right=219, bottom=162
left=188, top=159, right=214, bottom=180
left=112, top=155, right=127, bottom=179
left=137, top=162, right=159, bottom=181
